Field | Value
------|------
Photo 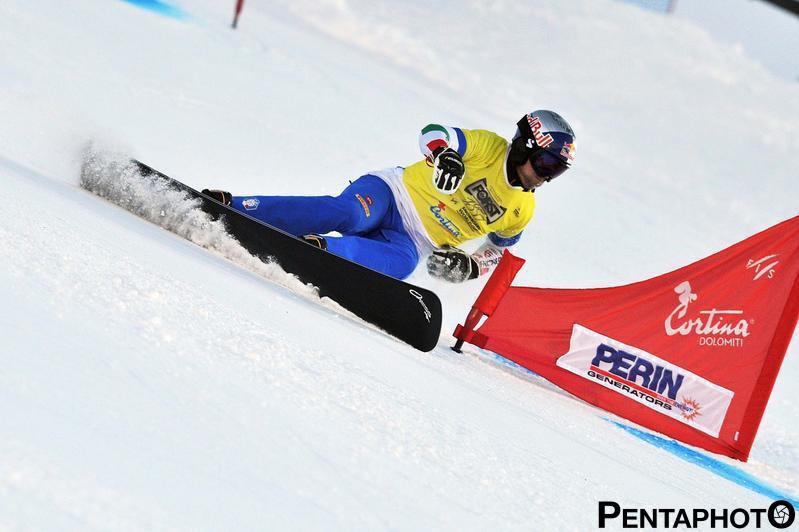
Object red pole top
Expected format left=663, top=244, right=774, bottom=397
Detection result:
left=474, top=250, right=526, bottom=315
left=232, top=0, right=245, bottom=28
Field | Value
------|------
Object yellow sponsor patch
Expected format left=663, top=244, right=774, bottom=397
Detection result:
left=355, top=194, right=371, bottom=217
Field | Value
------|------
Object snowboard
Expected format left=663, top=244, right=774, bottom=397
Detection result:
left=130, top=160, right=443, bottom=351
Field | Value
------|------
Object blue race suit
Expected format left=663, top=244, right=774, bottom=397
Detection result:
left=230, top=174, right=419, bottom=279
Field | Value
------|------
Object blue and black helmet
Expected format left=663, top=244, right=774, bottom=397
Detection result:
left=510, top=110, right=576, bottom=182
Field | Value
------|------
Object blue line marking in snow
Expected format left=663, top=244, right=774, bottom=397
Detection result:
left=119, top=0, right=187, bottom=20
left=609, top=419, right=799, bottom=506
left=490, top=353, right=524, bottom=370
left=481, top=351, right=798, bottom=504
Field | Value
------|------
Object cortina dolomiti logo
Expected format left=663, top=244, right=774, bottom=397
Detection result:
left=746, top=254, right=779, bottom=281
left=664, top=281, right=750, bottom=347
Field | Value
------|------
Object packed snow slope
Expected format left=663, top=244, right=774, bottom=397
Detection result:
left=2, top=0, right=798, bottom=529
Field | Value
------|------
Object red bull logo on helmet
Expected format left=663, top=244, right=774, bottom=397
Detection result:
left=557, top=324, right=734, bottom=437
left=525, top=114, right=554, bottom=149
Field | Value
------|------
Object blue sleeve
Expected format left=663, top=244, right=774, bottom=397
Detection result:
left=454, top=127, right=467, bottom=157
left=488, top=231, right=522, bottom=247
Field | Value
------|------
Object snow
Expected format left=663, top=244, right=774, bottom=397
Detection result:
left=1, top=0, right=797, bottom=529
left=674, top=0, right=799, bottom=81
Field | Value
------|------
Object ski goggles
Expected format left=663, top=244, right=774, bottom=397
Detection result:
left=529, top=148, right=569, bottom=182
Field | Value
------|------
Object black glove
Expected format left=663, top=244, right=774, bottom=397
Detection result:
left=201, top=189, right=232, bottom=206
left=431, top=147, right=465, bottom=194
left=426, top=248, right=479, bottom=283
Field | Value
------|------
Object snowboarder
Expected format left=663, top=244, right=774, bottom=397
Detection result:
left=203, top=110, right=576, bottom=282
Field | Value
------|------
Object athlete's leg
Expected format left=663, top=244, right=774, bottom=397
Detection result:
left=229, top=175, right=393, bottom=237
left=325, top=229, right=419, bottom=279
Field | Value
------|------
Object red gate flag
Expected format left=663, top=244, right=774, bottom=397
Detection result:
left=454, top=216, right=799, bottom=460
left=452, top=250, right=526, bottom=353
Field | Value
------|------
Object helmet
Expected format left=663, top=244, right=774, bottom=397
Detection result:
left=509, top=110, right=576, bottom=183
